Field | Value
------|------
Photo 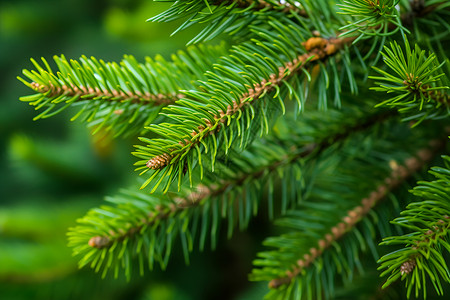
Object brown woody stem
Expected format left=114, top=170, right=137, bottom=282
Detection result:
left=30, top=81, right=180, bottom=106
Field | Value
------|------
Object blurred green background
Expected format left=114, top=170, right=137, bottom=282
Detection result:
left=0, top=0, right=268, bottom=299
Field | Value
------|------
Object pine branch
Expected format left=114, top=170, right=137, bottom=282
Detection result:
left=339, top=0, right=408, bottom=43
left=27, top=75, right=179, bottom=106
left=370, top=38, right=449, bottom=126
left=250, top=123, right=448, bottom=299
left=134, top=18, right=357, bottom=193
left=68, top=101, right=394, bottom=278
left=134, top=1, right=444, bottom=193
left=378, top=154, right=450, bottom=298
left=144, top=106, right=395, bottom=210
left=267, top=141, right=443, bottom=290
left=215, top=0, right=307, bottom=15
left=150, top=0, right=310, bottom=44
left=18, top=43, right=227, bottom=137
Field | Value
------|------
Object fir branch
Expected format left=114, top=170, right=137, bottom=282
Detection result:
left=337, top=0, right=448, bottom=63
left=339, top=0, right=408, bottom=43
left=150, top=0, right=309, bottom=44
left=18, top=43, right=227, bottom=137
left=87, top=105, right=392, bottom=248
left=165, top=108, right=396, bottom=211
left=378, top=154, right=450, bottom=298
left=134, top=22, right=357, bottom=193
left=338, top=0, right=449, bottom=41
left=86, top=198, right=180, bottom=250
left=370, top=38, right=449, bottom=125
left=27, top=77, right=179, bottom=106
left=176, top=109, right=396, bottom=208
left=267, top=141, right=444, bottom=289
left=69, top=102, right=394, bottom=277
left=228, top=0, right=307, bottom=16
left=136, top=2, right=449, bottom=193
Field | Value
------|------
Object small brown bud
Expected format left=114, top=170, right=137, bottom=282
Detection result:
left=88, top=236, right=110, bottom=248
left=324, top=43, right=336, bottom=55
left=268, top=277, right=291, bottom=289
left=302, top=37, right=326, bottom=51
left=400, top=259, right=416, bottom=275
left=146, top=153, right=172, bottom=170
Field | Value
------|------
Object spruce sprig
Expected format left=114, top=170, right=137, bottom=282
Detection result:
left=17, top=43, right=227, bottom=137
left=370, top=38, right=449, bottom=125
left=133, top=18, right=358, bottom=194
left=251, top=126, right=445, bottom=300
left=378, top=154, right=450, bottom=299
left=339, top=0, right=407, bottom=42
left=150, top=0, right=309, bottom=44
left=68, top=101, right=392, bottom=280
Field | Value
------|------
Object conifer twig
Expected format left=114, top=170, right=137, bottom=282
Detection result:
left=90, top=109, right=394, bottom=249
left=174, top=110, right=395, bottom=208
left=29, top=81, right=181, bottom=106
left=377, top=150, right=450, bottom=297
left=231, top=0, right=308, bottom=16
left=145, top=35, right=356, bottom=170
left=268, top=139, right=445, bottom=288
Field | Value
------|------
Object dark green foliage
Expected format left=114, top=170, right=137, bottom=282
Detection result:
left=379, top=154, right=450, bottom=298
left=250, top=119, right=443, bottom=300
left=150, top=0, right=312, bottom=44
left=338, top=0, right=407, bottom=39
left=371, top=38, right=449, bottom=125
